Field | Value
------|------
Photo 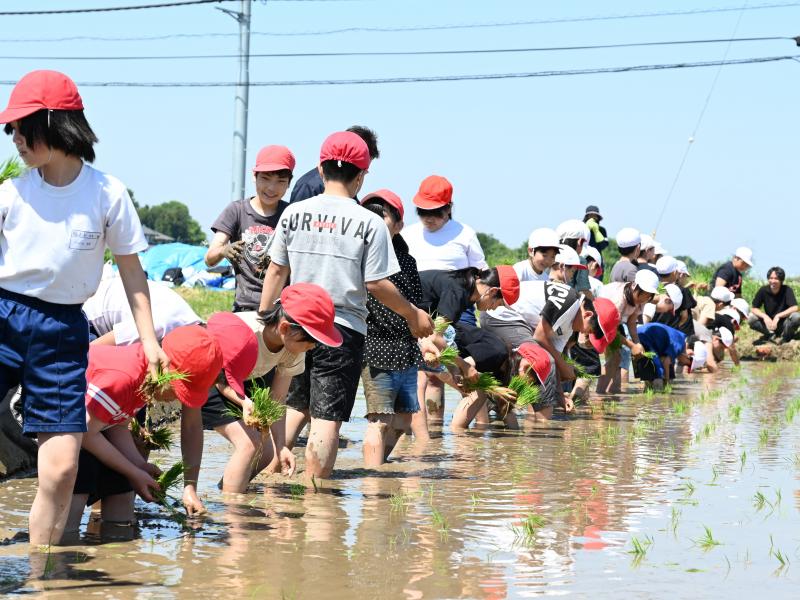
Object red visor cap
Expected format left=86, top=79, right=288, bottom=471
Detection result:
left=412, top=175, right=453, bottom=209
left=162, top=325, right=224, bottom=409
left=496, top=265, right=520, bottom=306
left=589, top=297, right=621, bottom=353
left=361, top=189, right=404, bottom=220
left=517, top=342, right=556, bottom=386
left=206, top=312, right=259, bottom=399
left=254, top=145, right=295, bottom=173
left=319, top=131, right=370, bottom=170
left=281, top=283, right=343, bottom=347
left=0, top=70, right=83, bottom=124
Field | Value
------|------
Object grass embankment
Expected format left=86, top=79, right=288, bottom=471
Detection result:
left=174, top=288, right=234, bottom=320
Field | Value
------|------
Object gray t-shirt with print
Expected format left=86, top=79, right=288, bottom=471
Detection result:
left=268, top=194, right=399, bottom=335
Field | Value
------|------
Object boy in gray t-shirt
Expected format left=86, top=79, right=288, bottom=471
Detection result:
left=259, top=131, right=433, bottom=480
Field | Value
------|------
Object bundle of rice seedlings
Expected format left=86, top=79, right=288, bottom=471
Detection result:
left=139, top=367, right=188, bottom=404
left=508, top=375, right=541, bottom=408
left=130, top=418, right=174, bottom=452
left=226, top=384, right=286, bottom=431
left=432, top=316, right=452, bottom=335
left=152, top=461, right=188, bottom=524
left=607, top=333, right=623, bottom=352
left=565, top=356, right=598, bottom=380
left=462, top=372, right=516, bottom=402
left=423, top=345, right=460, bottom=368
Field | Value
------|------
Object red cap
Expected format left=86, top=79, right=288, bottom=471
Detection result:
left=280, top=283, right=343, bottom=347
left=319, top=131, right=370, bottom=170
left=412, top=175, right=453, bottom=209
left=206, top=312, right=259, bottom=399
left=360, top=188, right=404, bottom=220
left=496, top=265, right=520, bottom=306
left=589, top=298, right=621, bottom=353
left=253, top=145, right=295, bottom=173
left=162, top=325, right=224, bottom=409
left=517, top=342, right=555, bottom=386
left=0, top=70, right=83, bottom=124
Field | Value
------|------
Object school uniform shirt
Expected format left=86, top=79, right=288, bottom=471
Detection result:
left=404, top=219, right=488, bottom=272
left=268, top=194, right=398, bottom=336
left=364, top=234, right=424, bottom=371
left=599, top=282, right=642, bottom=322
left=610, top=259, right=638, bottom=283
left=752, top=284, right=797, bottom=320
left=233, top=311, right=306, bottom=379
left=212, top=198, right=289, bottom=310
left=0, top=165, right=146, bottom=304
left=636, top=323, right=687, bottom=379
left=486, top=280, right=582, bottom=352
left=85, top=344, right=148, bottom=428
left=711, top=261, right=743, bottom=295
left=83, top=278, right=201, bottom=344
left=513, top=259, right=550, bottom=283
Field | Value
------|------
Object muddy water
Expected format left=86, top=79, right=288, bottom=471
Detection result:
left=1, top=362, right=799, bottom=598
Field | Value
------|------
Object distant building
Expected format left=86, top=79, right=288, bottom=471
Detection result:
left=142, top=225, right=174, bottom=246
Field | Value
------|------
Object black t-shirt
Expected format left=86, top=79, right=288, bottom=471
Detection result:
left=711, top=261, right=743, bottom=295
left=713, top=312, right=736, bottom=333
left=636, top=261, right=659, bottom=275
left=419, top=270, right=471, bottom=323
left=752, top=284, right=797, bottom=319
left=653, top=284, right=696, bottom=336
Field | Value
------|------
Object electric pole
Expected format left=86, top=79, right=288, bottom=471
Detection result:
left=219, top=0, right=252, bottom=201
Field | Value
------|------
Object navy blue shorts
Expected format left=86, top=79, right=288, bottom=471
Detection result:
left=0, top=288, right=89, bottom=436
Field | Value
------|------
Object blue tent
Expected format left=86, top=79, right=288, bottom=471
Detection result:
left=139, top=243, right=230, bottom=282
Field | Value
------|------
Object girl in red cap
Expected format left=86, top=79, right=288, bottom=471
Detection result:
left=0, top=70, right=167, bottom=546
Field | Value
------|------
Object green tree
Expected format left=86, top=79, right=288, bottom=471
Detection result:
left=477, top=232, right=528, bottom=266
left=138, top=200, right=206, bottom=245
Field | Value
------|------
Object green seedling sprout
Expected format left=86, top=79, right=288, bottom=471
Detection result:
left=627, top=535, right=653, bottom=558
left=139, top=367, right=188, bottom=403
left=607, top=333, right=623, bottom=352
left=226, top=383, right=286, bottom=431
left=432, top=315, right=452, bottom=335
left=289, top=483, right=305, bottom=500
left=694, top=525, right=721, bottom=551
left=461, top=372, right=516, bottom=403
left=769, top=535, right=790, bottom=569
left=152, top=461, right=188, bottom=525
left=435, top=346, right=459, bottom=367
left=565, top=356, right=598, bottom=380
left=508, top=375, right=541, bottom=408
left=430, top=507, right=449, bottom=537
left=130, top=417, right=174, bottom=452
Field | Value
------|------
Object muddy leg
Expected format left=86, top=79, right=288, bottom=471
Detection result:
left=424, top=375, right=445, bottom=423
left=285, top=407, right=309, bottom=450
left=450, top=391, right=487, bottom=431
left=305, top=417, right=342, bottom=479
left=411, top=371, right=431, bottom=441
left=216, top=421, right=263, bottom=493
left=363, top=414, right=392, bottom=467
left=385, top=413, right=412, bottom=459
left=63, top=495, right=88, bottom=541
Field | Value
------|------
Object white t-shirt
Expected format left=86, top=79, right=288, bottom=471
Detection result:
left=599, top=282, right=642, bottom=321
left=83, top=278, right=201, bottom=344
left=404, top=219, right=488, bottom=272
left=234, top=311, right=306, bottom=379
left=513, top=259, right=550, bottom=283
left=0, top=165, right=146, bottom=304
left=589, top=275, right=603, bottom=298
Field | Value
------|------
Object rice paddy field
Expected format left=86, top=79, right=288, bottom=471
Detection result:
left=1, top=361, right=799, bottom=598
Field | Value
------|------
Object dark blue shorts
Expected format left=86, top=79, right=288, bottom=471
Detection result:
left=0, top=287, right=89, bottom=436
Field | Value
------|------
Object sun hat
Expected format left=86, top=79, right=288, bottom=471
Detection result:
left=555, top=246, right=588, bottom=269
left=496, top=265, right=520, bottom=305
left=710, top=286, right=734, bottom=304
left=412, top=175, right=453, bottom=210
left=361, top=188, right=404, bottom=219
left=206, top=312, right=259, bottom=399
left=731, top=297, right=750, bottom=317
left=584, top=205, right=603, bottom=221
left=734, top=246, right=754, bottom=266
left=639, top=233, right=655, bottom=251
left=689, top=340, right=708, bottom=372
left=557, top=219, right=590, bottom=242
left=652, top=242, right=668, bottom=256
left=589, top=297, right=621, bottom=353
left=664, top=284, right=683, bottom=313
left=162, top=325, right=224, bottom=409
left=656, top=256, right=678, bottom=275
left=582, top=245, right=603, bottom=267
left=253, top=145, right=295, bottom=173
left=527, top=227, right=561, bottom=251
left=319, top=131, right=371, bottom=170
left=280, top=283, right=343, bottom=347
left=675, top=260, right=690, bottom=276
left=642, top=302, right=656, bottom=320
left=616, top=227, right=641, bottom=249
left=634, top=269, right=659, bottom=294
left=517, top=342, right=556, bottom=386
left=0, top=70, right=83, bottom=124
left=714, top=326, right=734, bottom=348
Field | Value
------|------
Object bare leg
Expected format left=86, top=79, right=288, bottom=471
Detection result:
left=363, top=414, right=392, bottom=468
left=596, top=350, right=621, bottom=394
left=64, top=495, right=88, bottom=540
left=30, top=432, right=82, bottom=546
left=285, top=407, right=309, bottom=450
left=424, top=375, right=445, bottom=423
left=305, top=418, right=342, bottom=479
left=450, top=392, right=487, bottom=431
left=411, top=372, right=431, bottom=441
left=385, top=413, right=412, bottom=459
left=525, top=405, right=554, bottom=423
left=216, top=421, right=264, bottom=493
left=570, top=378, right=591, bottom=403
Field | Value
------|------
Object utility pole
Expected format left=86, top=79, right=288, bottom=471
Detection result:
left=218, top=0, right=252, bottom=201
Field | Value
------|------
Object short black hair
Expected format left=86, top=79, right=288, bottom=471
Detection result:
left=362, top=198, right=401, bottom=224
left=619, top=244, right=639, bottom=257
left=346, top=125, right=379, bottom=160
left=255, top=168, right=293, bottom=183
left=452, top=267, right=503, bottom=300
left=767, top=266, right=786, bottom=282
left=320, top=159, right=362, bottom=185
left=257, top=304, right=315, bottom=343
left=560, top=238, right=579, bottom=251
left=4, top=108, right=98, bottom=162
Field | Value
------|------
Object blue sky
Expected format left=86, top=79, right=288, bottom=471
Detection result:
left=1, top=0, right=798, bottom=276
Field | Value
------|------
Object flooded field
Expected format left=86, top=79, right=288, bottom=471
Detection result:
left=1, top=362, right=799, bottom=598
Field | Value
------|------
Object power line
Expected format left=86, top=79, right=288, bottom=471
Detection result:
left=0, top=36, right=793, bottom=60
left=0, top=54, right=794, bottom=87
left=0, top=1, right=798, bottom=40
left=0, top=0, right=236, bottom=16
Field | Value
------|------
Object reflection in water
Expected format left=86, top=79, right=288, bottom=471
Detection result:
left=1, top=363, right=799, bottom=597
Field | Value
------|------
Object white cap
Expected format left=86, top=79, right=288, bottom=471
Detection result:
left=710, top=286, right=734, bottom=303
left=676, top=260, right=690, bottom=276
left=653, top=242, right=668, bottom=256
left=720, top=306, right=740, bottom=325
left=528, top=227, right=562, bottom=250
left=556, top=219, right=590, bottom=242
left=634, top=269, right=659, bottom=294
left=582, top=245, right=602, bottom=266
left=734, top=246, right=754, bottom=266
left=639, top=233, right=655, bottom=251
left=656, top=256, right=679, bottom=275
left=555, top=246, right=588, bottom=269
left=690, top=340, right=708, bottom=372
left=731, top=297, right=750, bottom=317
left=715, top=326, right=734, bottom=348
left=664, top=283, right=683, bottom=311
left=643, top=302, right=656, bottom=319
left=616, top=227, right=641, bottom=249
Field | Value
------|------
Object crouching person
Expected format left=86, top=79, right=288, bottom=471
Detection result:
left=634, top=322, right=692, bottom=390
left=65, top=326, right=222, bottom=541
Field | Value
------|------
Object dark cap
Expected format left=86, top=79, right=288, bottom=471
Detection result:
left=584, top=205, right=603, bottom=221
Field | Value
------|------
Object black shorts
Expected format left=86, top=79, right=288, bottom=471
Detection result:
left=569, top=344, right=601, bottom=376
left=452, top=322, right=509, bottom=379
left=74, top=447, right=133, bottom=505
left=286, top=324, right=364, bottom=422
left=201, top=374, right=277, bottom=430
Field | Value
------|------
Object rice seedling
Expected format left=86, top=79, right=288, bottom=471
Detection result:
left=436, top=346, right=459, bottom=367
left=728, top=404, right=743, bottom=423
left=461, top=372, right=516, bottom=402
left=507, top=375, right=541, bottom=408
left=773, top=488, right=782, bottom=510
left=753, top=491, right=771, bottom=512
left=740, top=450, right=748, bottom=471
left=671, top=399, right=687, bottom=416
left=289, top=483, right=305, bottom=500
left=432, top=315, right=452, bottom=334
left=565, top=357, right=598, bottom=380
left=430, top=507, right=449, bottom=536
left=511, top=513, right=545, bottom=546
left=139, top=367, right=188, bottom=403
left=470, top=492, right=480, bottom=510
left=764, top=379, right=781, bottom=395
left=769, top=535, right=790, bottom=569
left=0, top=156, right=24, bottom=184
left=152, top=461, right=188, bottom=525
left=226, top=384, right=286, bottom=430
left=710, top=464, right=721, bottom=484
left=694, top=525, right=721, bottom=551
left=662, top=382, right=674, bottom=395
left=642, top=387, right=656, bottom=399
left=785, top=397, right=800, bottom=424
left=670, top=507, right=682, bottom=536
left=130, top=418, right=174, bottom=452
left=627, top=535, right=653, bottom=558
left=607, top=333, right=623, bottom=352
left=389, top=492, right=409, bottom=514
left=759, top=428, right=771, bottom=446
left=681, top=481, right=696, bottom=498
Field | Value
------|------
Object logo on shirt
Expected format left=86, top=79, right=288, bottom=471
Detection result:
left=282, top=212, right=376, bottom=242
left=242, top=225, right=275, bottom=270
left=69, top=230, right=101, bottom=251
